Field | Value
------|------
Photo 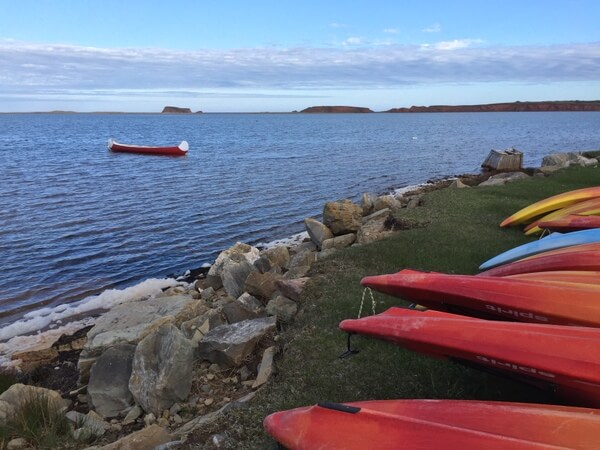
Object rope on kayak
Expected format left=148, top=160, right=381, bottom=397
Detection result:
left=340, top=288, right=377, bottom=359
left=357, top=287, right=376, bottom=318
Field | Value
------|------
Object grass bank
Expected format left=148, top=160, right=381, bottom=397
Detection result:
left=190, top=166, right=600, bottom=448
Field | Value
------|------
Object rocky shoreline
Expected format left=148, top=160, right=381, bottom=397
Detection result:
left=1, top=150, right=597, bottom=449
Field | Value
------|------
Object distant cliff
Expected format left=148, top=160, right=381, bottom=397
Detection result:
left=387, top=101, right=600, bottom=113
left=161, top=106, right=192, bottom=113
left=300, top=106, right=374, bottom=113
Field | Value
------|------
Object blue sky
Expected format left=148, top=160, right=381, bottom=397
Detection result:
left=1, top=0, right=599, bottom=112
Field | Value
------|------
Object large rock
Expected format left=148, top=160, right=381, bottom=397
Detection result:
left=373, top=195, right=401, bottom=212
left=78, top=295, right=200, bottom=381
left=0, top=384, right=66, bottom=425
left=97, top=424, right=172, bottom=450
left=356, top=209, right=393, bottom=245
left=304, top=218, right=334, bottom=249
left=87, top=344, right=136, bottom=418
left=222, top=294, right=266, bottom=324
left=321, top=233, right=356, bottom=250
left=266, top=296, right=298, bottom=323
left=478, top=171, right=530, bottom=186
left=129, top=324, right=194, bottom=415
left=252, top=346, right=275, bottom=388
left=261, top=246, right=290, bottom=270
left=196, top=317, right=276, bottom=367
left=323, top=200, right=362, bottom=235
left=244, top=271, right=283, bottom=300
left=206, top=242, right=261, bottom=298
left=361, top=193, right=378, bottom=216
left=542, top=152, right=597, bottom=168
left=275, top=278, right=309, bottom=302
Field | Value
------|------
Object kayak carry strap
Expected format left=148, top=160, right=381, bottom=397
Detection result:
left=339, top=288, right=377, bottom=359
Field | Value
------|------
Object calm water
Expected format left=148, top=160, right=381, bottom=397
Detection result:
left=0, top=112, right=598, bottom=339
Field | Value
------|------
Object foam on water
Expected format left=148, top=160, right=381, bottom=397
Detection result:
left=0, top=277, right=178, bottom=365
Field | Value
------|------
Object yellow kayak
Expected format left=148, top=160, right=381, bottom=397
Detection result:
left=500, top=186, right=600, bottom=227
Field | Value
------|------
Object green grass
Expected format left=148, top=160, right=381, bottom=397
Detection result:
left=0, top=392, right=75, bottom=449
left=187, top=165, right=600, bottom=449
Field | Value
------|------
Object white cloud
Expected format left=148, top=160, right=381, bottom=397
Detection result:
left=344, top=37, right=362, bottom=46
left=423, top=23, right=441, bottom=33
left=0, top=40, right=599, bottom=99
left=383, top=28, right=399, bottom=34
left=428, top=39, right=484, bottom=50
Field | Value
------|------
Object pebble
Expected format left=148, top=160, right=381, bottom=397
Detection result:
left=204, top=398, right=214, bottom=406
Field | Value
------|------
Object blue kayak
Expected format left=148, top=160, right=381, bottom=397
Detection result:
left=479, top=229, right=600, bottom=270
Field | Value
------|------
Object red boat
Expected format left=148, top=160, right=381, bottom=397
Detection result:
left=478, top=242, right=600, bottom=276
left=537, top=214, right=600, bottom=233
left=339, top=308, right=600, bottom=407
left=360, top=269, right=600, bottom=327
left=264, top=399, right=600, bottom=449
left=107, top=138, right=189, bottom=156
left=507, top=270, right=600, bottom=286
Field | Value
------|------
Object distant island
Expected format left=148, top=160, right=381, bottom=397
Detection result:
left=161, top=106, right=192, bottom=113
left=386, top=100, right=600, bottom=113
left=300, top=106, right=374, bottom=113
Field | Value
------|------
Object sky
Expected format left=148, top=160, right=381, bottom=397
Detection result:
left=1, top=0, right=599, bottom=112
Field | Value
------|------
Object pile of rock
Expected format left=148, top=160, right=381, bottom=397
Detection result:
left=4, top=149, right=597, bottom=448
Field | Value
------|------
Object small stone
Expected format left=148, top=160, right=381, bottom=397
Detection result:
left=212, top=433, right=227, bottom=448
left=77, top=394, right=88, bottom=403
left=200, top=384, right=212, bottom=393
left=204, top=398, right=214, bottom=406
left=122, top=404, right=143, bottom=425
left=6, top=437, right=28, bottom=450
left=144, top=412, right=156, bottom=426
left=239, top=366, right=252, bottom=381
left=206, top=373, right=216, bottom=381
left=111, top=423, right=122, bottom=432
left=208, top=363, right=220, bottom=373
left=173, top=414, right=183, bottom=424
left=169, top=403, right=182, bottom=416
left=157, top=418, right=169, bottom=428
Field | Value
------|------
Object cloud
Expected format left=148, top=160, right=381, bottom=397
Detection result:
left=424, top=39, right=484, bottom=50
left=329, top=22, right=348, bottom=28
left=383, top=28, right=399, bottom=34
left=0, top=40, right=599, bottom=99
left=423, top=23, right=441, bottom=33
left=344, top=37, right=362, bottom=46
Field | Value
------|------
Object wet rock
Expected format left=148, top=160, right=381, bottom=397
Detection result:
left=78, top=295, right=200, bottom=381
left=304, top=218, right=334, bottom=249
left=196, top=317, right=276, bottom=367
left=323, top=199, right=362, bottom=235
left=542, top=152, right=597, bottom=168
left=129, top=324, right=194, bottom=415
left=87, top=344, right=136, bottom=418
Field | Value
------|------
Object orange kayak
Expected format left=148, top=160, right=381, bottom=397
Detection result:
left=478, top=242, right=600, bottom=276
left=264, top=399, right=600, bottom=450
left=361, top=269, right=600, bottom=327
left=536, top=214, right=600, bottom=233
left=500, top=186, right=600, bottom=227
left=339, top=308, right=600, bottom=407
left=507, top=271, right=600, bottom=286
left=524, top=198, right=600, bottom=235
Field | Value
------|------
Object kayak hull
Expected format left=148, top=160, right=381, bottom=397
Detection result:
left=361, top=269, right=600, bottom=327
left=479, top=229, right=600, bottom=270
left=479, top=242, right=600, bottom=276
left=536, top=214, right=600, bottom=233
left=339, top=308, right=600, bottom=407
left=264, top=399, right=600, bottom=450
left=107, top=138, right=189, bottom=156
left=500, top=187, right=600, bottom=227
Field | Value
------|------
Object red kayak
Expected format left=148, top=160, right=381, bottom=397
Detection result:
left=264, top=399, right=600, bottom=449
left=107, top=138, right=189, bottom=156
left=537, top=214, right=600, bottom=233
left=360, top=269, right=600, bottom=327
left=479, top=242, right=600, bottom=276
left=507, top=270, right=600, bottom=286
left=339, top=308, right=600, bottom=407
